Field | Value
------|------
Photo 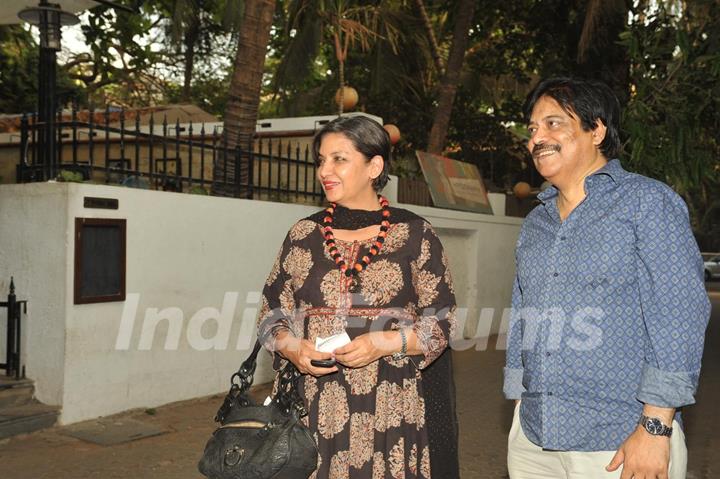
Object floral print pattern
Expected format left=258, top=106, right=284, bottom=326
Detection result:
left=266, top=249, right=282, bottom=287
left=343, top=360, right=378, bottom=395
left=441, top=249, right=455, bottom=295
left=318, top=381, right=350, bottom=439
left=402, top=378, right=426, bottom=429
left=258, top=215, right=456, bottom=478
left=412, top=269, right=440, bottom=309
left=349, top=412, right=375, bottom=469
left=372, top=452, right=385, bottom=479
left=360, top=259, right=404, bottom=306
left=283, top=246, right=313, bottom=290
left=290, top=219, right=318, bottom=241
left=329, top=450, right=350, bottom=479
left=380, top=222, right=409, bottom=253
left=320, top=269, right=346, bottom=309
left=374, top=381, right=404, bottom=432
left=389, top=438, right=405, bottom=479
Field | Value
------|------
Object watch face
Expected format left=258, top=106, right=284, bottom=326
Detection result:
left=646, top=418, right=662, bottom=435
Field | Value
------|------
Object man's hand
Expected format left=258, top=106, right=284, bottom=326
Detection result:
left=606, top=405, right=674, bottom=479
left=606, top=426, right=670, bottom=478
left=334, top=331, right=398, bottom=368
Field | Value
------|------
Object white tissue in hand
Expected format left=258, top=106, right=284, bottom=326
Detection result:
left=315, top=332, right=351, bottom=352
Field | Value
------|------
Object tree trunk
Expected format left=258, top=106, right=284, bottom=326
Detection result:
left=413, top=0, right=444, bottom=75
left=214, top=0, right=276, bottom=197
left=426, top=0, right=475, bottom=154
left=181, top=19, right=199, bottom=102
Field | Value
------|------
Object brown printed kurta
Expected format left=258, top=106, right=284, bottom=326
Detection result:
left=257, top=215, right=456, bottom=479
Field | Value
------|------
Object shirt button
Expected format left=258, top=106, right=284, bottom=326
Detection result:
left=553, top=272, right=559, bottom=277
left=546, top=352, right=552, bottom=357
left=560, top=236, right=566, bottom=240
left=547, top=391, right=553, bottom=396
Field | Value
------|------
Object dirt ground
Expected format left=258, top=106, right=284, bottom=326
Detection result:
left=1, top=284, right=717, bottom=479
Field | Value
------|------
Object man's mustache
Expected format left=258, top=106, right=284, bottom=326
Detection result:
left=532, top=144, right=561, bottom=157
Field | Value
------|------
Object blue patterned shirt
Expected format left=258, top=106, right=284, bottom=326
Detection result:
left=503, top=159, right=710, bottom=451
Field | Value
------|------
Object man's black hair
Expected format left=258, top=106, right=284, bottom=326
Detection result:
left=524, top=77, right=622, bottom=159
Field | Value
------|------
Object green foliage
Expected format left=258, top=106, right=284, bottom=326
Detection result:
left=389, top=153, right=422, bottom=181
left=445, top=89, right=530, bottom=190
left=164, top=70, right=230, bottom=116
left=0, top=25, right=82, bottom=113
left=621, top=1, right=720, bottom=249
left=188, top=184, right=209, bottom=195
left=60, top=0, right=239, bottom=108
left=57, top=170, right=85, bottom=182
left=0, top=26, right=38, bottom=113
left=67, top=2, right=167, bottom=105
left=1, top=0, right=716, bottom=246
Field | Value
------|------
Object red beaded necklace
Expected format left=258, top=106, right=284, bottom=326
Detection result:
left=323, top=196, right=391, bottom=292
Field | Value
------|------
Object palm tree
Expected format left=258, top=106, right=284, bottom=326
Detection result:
left=576, top=0, right=630, bottom=102
left=425, top=0, right=475, bottom=154
left=273, top=0, right=400, bottom=115
left=412, top=0, right=444, bottom=76
left=163, top=0, right=245, bottom=102
left=214, top=0, right=276, bottom=197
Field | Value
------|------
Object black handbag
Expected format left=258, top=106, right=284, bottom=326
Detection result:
left=198, top=341, right=318, bottom=479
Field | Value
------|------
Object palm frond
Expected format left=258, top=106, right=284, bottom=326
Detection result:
left=578, top=0, right=625, bottom=63
left=286, top=0, right=313, bottom=30
left=274, top=14, right=323, bottom=89
left=339, top=18, right=381, bottom=51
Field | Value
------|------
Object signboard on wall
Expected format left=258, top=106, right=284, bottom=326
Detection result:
left=415, top=150, right=493, bottom=215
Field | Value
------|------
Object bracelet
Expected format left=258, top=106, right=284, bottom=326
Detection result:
left=392, top=329, right=407, bottom=361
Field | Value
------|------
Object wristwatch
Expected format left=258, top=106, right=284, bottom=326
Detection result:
left=392, top=328, right=407, bottom=361
left=638, top=415, right=673, bottom=437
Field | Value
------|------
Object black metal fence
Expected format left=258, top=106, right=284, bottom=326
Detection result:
left=16, top=105, right=325, bottom=205
left=1, top=278, right=27, bottom=380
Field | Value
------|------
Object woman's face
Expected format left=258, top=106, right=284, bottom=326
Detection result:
left=317, top=132, right=382, bottom=207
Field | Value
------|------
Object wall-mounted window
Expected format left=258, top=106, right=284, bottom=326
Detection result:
left=74, top=218, right=126, bottom=304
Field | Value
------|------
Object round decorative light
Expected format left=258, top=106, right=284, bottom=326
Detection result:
left=383, top=124, right=401, bottom=145
left=334, top=86, right=359, bottom=110
left=513, top=181, right=531, bottom=199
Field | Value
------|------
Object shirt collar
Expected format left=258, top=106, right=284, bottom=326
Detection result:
left=536, top=159, right=626, bottom=203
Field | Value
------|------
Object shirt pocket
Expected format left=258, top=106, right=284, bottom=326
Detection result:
left=585, top=274, right=611, bottom=303
left=575, top=220, right=636, bottom=301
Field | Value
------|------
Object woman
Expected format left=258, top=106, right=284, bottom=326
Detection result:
left=257, top=115, right=458, bottom=479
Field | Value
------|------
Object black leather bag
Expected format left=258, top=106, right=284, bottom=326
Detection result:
left=198, top=341, right=318, bottom=479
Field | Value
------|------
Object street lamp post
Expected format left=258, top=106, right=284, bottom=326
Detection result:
left=18, top=1, right=79, bottom=181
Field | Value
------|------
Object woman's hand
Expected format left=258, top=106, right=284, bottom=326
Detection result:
left=275, top=331, right=338, bottom=377
left=334, top=331, right=399, bottom=368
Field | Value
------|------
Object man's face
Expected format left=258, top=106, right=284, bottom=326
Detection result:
left=527, top=95, right=602, bottom=186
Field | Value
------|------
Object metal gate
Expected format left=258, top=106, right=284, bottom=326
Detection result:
left=1, top=277, right=28, bottom=380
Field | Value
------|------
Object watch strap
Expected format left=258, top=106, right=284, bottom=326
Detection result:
left=639, top=414, right=673, bottom=437
left=392, top=328, right=407, bottom=360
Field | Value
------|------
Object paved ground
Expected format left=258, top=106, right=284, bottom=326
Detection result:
left=1, top=283, right=717, bottom=479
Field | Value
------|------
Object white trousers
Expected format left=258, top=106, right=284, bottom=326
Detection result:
left=507, top=403, right=687, bottom=479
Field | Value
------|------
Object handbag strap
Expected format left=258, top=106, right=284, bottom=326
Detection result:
left=222, top=339, right=307, bottom=419
left=230, top=340, right=263, bottom=393
left=274, top=359, right=308, bottom=417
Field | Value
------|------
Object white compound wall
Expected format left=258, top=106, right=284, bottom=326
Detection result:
left=0, top=181, right=521, bottom=424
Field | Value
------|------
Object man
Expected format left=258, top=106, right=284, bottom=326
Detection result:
left=504, top=77, right=710, bottom=479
